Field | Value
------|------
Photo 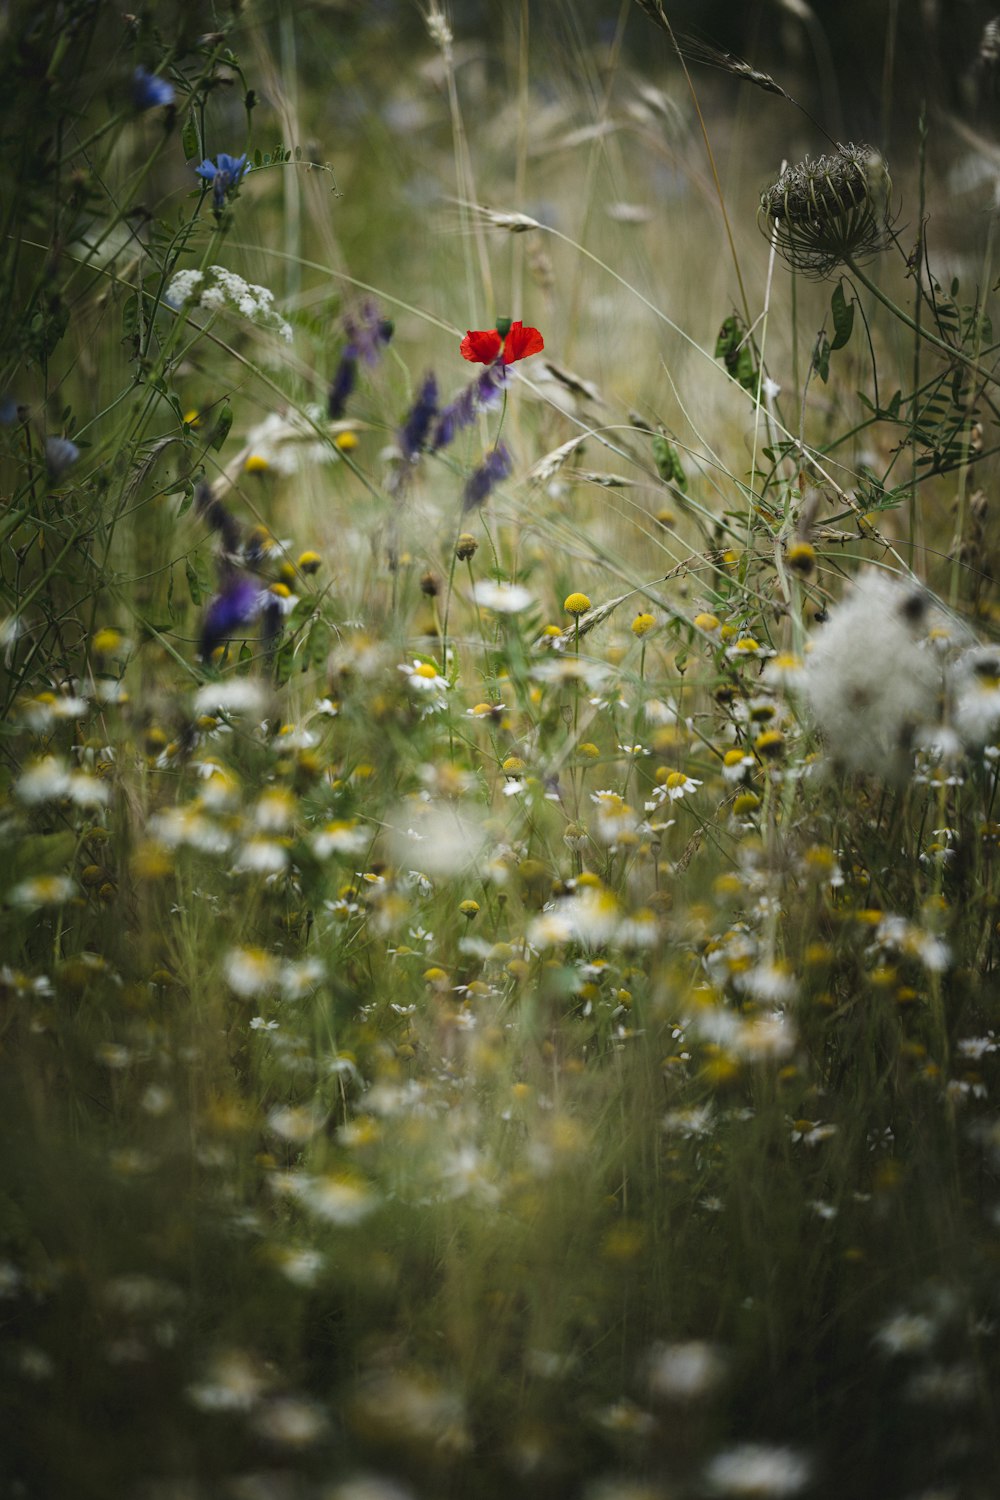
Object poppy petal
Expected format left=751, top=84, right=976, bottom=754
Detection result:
left=460, top=329, right=503, bottom=364
left=502, top=322, right=544, bottom=364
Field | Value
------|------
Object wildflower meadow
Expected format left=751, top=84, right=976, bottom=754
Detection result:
left=4, top=2, right=1000, bottom=1496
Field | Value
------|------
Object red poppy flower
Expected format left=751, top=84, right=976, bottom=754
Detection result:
left=460, top=321, right=544, bottom=365
left=460, top=328, right=503, bottom=364
left=501, top=320, right=544, bottom=364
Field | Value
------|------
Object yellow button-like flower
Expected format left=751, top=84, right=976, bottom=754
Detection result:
left=563, top=591, right=591, bottom=615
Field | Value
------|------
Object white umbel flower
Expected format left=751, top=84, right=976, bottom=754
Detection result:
left=166, top=264, right=293, bottom=342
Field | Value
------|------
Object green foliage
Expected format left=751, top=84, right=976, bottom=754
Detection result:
left=715, top=313, right=759, bottom=392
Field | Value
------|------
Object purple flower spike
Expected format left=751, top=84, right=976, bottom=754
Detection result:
left=133, top=66, right=174, bottom=111
left=194, top=480, right=242, bottom=557
left=432, top=360, right=508, bottom=453
left=462, top=442, right=512, bottom=513
left=195, top=152, right=251, bottom=214
left=476, top=360, right=509, bottom=409
left=328, top=355, right=357, bottom=420
left=399, top=373, right=438, bottom=461
left=200, top=574, right=262, bottom=658
left=344, top=300, right=394, bottom=366
left=328, top=301, right=393, bottom=418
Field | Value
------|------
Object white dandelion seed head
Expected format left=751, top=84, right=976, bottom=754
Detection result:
left=704, top=1442, right=813, bottom=1497
left=647, top=1339, right=727, bottom=1400
left=194, top=679, right=267, bottom=717
left=803, top=570, right=943, bottom=779
left=948, top=644, right=1000, bottom=748
left=471, top=580, right=536, bottom=614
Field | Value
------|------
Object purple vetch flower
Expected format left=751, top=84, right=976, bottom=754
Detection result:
left=200, top=574, right=263, bottom=659
left=399, top=373, right=438, bottom=461
left=132, top=66, right=175, bottom=111
left=344, top=300, right=394, bottom=366
left=462, top=442, right=512, bottom=513
left=327, top=356, right=357, bottom=420
left=194, top=153, right=251, bottom=214
left=432, top=360, right=508, bottom=452
left=328, top=301, right=393, bottom=419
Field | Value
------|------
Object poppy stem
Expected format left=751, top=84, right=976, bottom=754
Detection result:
left=492, top=386, right=509, bottom=450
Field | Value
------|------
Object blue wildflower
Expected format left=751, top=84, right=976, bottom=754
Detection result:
left=195, top=153, right=251, bottom=214
left=199, top=574, right=263, bottom=659
left=399, top=373, right=438, bottom=461
left=0, top=396, right=19, bottom=425
left=462, top=442, right=512, bottom=513
left=132, top=66, right=174, bottom=111
left=45, top=437, right=80, bottom=480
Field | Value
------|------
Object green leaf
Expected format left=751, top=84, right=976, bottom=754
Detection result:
left=813, top=336, right=831, bottom=384
left=830, top=284, right=854, bottom=350
left=182, top=113, right=200, bottom=163
left=652, top=435, right=687, bottom=492
left=714, top=315, right=758, bottom=394
left=185, top=558, right=205, bottom=606
left=121, top=293, right=138, bottom=340
left=306, top=618, right=331, bottom=670
left=209, top=402, right=233, bottom=451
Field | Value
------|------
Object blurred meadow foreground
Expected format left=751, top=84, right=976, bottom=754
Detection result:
left=6, top=1, right=1000, bottom=1496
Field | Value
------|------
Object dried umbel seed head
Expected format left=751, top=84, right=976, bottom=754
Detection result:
left=759, top=143, right=893, bottom=278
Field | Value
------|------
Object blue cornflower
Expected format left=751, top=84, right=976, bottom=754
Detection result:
left=132, top=66, right=174, bottom=111
left=45, top=436, right=80, bottom=480
left=462, top=442, right=512, bottom=513
left=399, top=373, right=438, bottom=462
left=200, top=574, right=263, bottom=659
left=195, top=153, right=251, bottom=214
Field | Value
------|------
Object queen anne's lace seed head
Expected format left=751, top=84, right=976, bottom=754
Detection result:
left=759, top=142, right=893, bottom=278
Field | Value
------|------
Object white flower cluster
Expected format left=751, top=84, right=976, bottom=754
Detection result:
left=166, top=265, right=293, bottom=342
